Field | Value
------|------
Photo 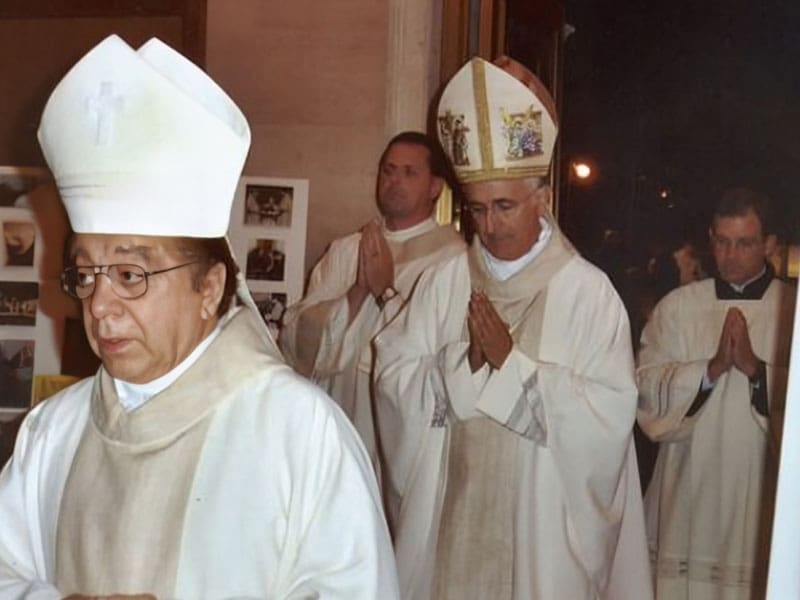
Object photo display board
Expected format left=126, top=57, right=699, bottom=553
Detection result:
left=0, top=166, right=72, bottom=415
left=228, top=177, right=309, bottom=338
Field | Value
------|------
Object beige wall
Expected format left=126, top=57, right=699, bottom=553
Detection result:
left=206, top=0, right=392, bottom=274
left=0, top=18, right=182, bottom=167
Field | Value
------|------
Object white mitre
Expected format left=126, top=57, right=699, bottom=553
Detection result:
left=38, top=35, right=285, bottom=360
left=437, top=55, right=558, bottom=184
left=37, top=34, right=250, bottom=237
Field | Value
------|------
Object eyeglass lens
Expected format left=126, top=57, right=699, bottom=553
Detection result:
left=62, top=264, right=148, bottom=299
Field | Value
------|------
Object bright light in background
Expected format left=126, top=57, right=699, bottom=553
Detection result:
left=659, top=187, right=675, bottom=208
left=572, top=162, right=592, bottom=179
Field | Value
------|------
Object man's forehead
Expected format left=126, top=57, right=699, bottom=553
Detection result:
left=464, top=178, right=537, bottom=203
left=711, top=210, right=763, bottom=236
left=383, top=142, right=429, bottom=165
left=70, top=233, right=177, bottom=259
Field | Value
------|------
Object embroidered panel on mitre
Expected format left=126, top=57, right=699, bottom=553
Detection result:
left=437, top=57, right=558, bottom=184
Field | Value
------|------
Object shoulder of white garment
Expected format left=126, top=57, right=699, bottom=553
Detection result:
left=558, top=253, right=619, bottom=294
left=331, top=229, right=365, bottom=249
left=418, top=248, right=470, bottom=289
left=540, top=254, right=634, bottom=330
left=13, top=378, right=93, bottom=448
left=316, top=229, right=365, bottom=268
left=246, top=362, right=365, bottom=437
left=653, top=277, right=716, bottom=314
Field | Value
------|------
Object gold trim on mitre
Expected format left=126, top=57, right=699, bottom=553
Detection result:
left=472, top=59, right=495, bottom=174
left=437, top=56, right=558, bottom=185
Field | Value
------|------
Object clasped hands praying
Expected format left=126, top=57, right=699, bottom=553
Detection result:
left=467, top=290, right=512, bottom=372
left=708, top=306, right=760, bottom=382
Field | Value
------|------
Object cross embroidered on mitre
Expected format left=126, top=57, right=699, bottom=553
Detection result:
left=86, top=81, right=124, bottom=146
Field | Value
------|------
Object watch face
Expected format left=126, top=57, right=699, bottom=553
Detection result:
left=377, top=287, right=398, bottom=309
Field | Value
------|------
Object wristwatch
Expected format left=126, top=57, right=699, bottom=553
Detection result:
left=376, top=286, right=399, bottom=309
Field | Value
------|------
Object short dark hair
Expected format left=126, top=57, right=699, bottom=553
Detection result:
left=174, top=237, right=239, bottom=318
left=379, top=131, right=448, bottom=179
left=713, top=187, right=773, bottom=237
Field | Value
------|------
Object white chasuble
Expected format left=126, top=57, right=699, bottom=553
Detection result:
left=55, top=366, right=215, bottom=596
left=431, top=226, right=568, bottom=598
left=280, top=218, right=464, bottom=464
left=0, top=308, right=399, bottom=599
left=374, top=222, right=653, bottom=600
left=637, top=278, right=795, bottom=600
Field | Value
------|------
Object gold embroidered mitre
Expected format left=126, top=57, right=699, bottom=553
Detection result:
left=437, top=56, right=558, bottom=184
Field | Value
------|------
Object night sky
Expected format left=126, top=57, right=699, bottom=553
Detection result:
left=559, top=0, right=800, bottom=259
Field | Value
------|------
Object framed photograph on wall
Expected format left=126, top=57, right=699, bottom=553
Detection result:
left=0, top=339, right=35, bottom=409
left=251, top=291, right=288, bottom=339
left=0, top=166, right=72, bottom=415
left=0, top=282, right=38, bottom=326
left=228, top=177, right=308, bottom=333
left=243, top=184, right=294, bottom=227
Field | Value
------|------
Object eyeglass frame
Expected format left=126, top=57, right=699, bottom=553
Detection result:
left=60, top=261, right=199, bottom=300
left=709, top=233, right=765, bottom=254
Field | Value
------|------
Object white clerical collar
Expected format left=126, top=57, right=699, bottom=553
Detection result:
left=729, top=265, right=767, bottom=294
left=114, top=324, right=222, bottom=412
left=382, top=216, right=437, bottom=243
left=480, top=217, right=552, bottom=281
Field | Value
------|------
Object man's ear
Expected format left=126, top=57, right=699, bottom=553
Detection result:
left=430, top=176, right=445, bottom=203
left=708, top=226, right=716, bottom=244
left=765, top=233, right=778, bottom=257
left=200, top=262, right=226, bottom=320
left=534, top=185, right=552, bottom=218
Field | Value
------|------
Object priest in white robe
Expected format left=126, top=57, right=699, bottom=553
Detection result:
left=0, top=35, right=398, bottom=600
left=279, top=131, right=464, bottom=465
left=373, top=56, right=652, bottom=600
left=637, top=187, right=795, bottom=599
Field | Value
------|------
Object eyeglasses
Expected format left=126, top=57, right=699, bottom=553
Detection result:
left=710, top=235, right=763, bottom=253
left=61, top=262, right=198, bottom=300
left=464, top=199, right=523, bottom=220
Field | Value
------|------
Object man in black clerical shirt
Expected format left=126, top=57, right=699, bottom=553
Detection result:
left=636, top=187, right=795, bottom=599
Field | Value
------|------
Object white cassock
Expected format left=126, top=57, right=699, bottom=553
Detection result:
left=0, top=308, right=399, bottom=599
left=637, top=276, right=795, bottom=600
left=373, top=224, right=652, bottom=600
left=279, top=217, right=464, bottom=464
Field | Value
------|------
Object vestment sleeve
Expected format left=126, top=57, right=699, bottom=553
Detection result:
left=470, top=277, right=639, bottom=594
left=636, top=294, right=710, bottom=442
left=270, top=395, right=399, bottom=599
left=0, top=417, right=62, bottom=600
left=750, top=284, right=794, bottom=443
left=760, top=359, right=789, bottom=445
left=279, top=235, right=381, bottom=378
left=372, top=259, right=470, bottom=598
left=373, top=260, right=469, bottom=506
